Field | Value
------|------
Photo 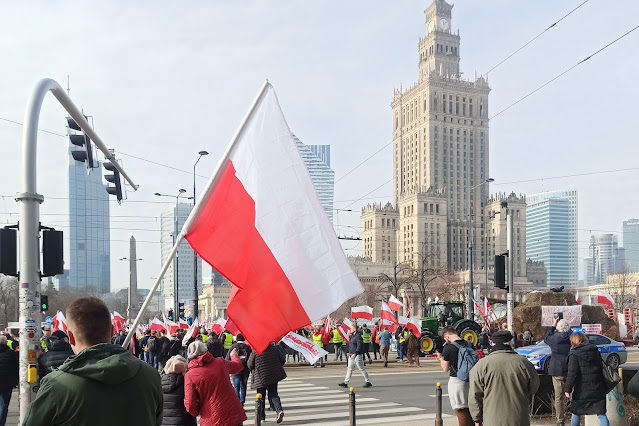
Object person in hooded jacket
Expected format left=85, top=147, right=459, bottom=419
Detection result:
left=565, top=332, right=609, bottom=426
left=545, top=318, right=572, bottom=426
left=161, top=355, right=196, bottom=426
left=226, top=334, right=252, bottom=406
left=37, top=330, right=75, bottom=379
left=184, top=341, right=247, bottom=426
left=248, top=342, right=287, bottom=424
left=22, top=297, right=162, bottom=426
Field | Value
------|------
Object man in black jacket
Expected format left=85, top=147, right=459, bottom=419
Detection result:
left=544, top=318, right=572, bottom=426
left=0, top=335, right=18, bottom=425
left=38, top=330, right=75, bottom=380
left=338, top=325, right=372, bottom=388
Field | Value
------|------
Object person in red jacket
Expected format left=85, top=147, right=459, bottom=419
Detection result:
left=184, top=341, right=246, bottom=426
left=371, top=322, right=380, bottom=361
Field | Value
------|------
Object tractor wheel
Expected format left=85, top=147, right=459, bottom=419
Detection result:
left=419, top=332, right=437, bottom=355
left=457, top=321, right=481, bottom=346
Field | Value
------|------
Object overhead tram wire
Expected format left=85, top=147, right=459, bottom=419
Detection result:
left=490, top=24, right=639, bottom=120
left=484, top=0, right=591, bottom=76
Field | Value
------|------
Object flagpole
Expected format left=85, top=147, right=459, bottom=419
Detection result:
left=123, top=80, right=271, bottom=349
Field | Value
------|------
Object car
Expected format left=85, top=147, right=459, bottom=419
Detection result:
left=514, top=333, right=627, bottom=373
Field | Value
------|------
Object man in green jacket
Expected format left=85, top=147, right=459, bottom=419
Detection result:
left=469, top=330, right=540, bottom=426
left=23, top=297, right=163, bottom=426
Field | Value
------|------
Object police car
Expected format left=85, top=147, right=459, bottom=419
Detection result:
left=515, top=332, right=627, bottom=373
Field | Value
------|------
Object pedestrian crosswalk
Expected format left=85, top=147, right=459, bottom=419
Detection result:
left=243, top=379, right=454, bottom=425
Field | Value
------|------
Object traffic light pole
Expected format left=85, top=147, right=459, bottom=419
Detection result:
left=16, top=78, right=138, bottom=422
left=506, top=211, right=514, bottom=335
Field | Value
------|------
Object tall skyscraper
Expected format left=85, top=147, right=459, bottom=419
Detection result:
left=526, top=197, right=570, bottom=286
left=293, top=135, right=335, bottom=222
left=362, top=0, right=491, bottom=271
left=526, top=189, right=578, bottom=286
left=623, top=219, right=639, bottom=272
left=160, top=203, right=202, bottom=308
left=584, top=234, right=626, bottom=285
left=67, top=127, right=111, bottom=293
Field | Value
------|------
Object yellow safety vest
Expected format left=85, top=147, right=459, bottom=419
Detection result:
left=332, top=329, right=343, bottom=344
left=362, top=329, right=371, bottom=343
left=224, top=332, right=233, bottom=349
left=312, top=332, right=324, bottom=348
left=201, top=334, right=208, bottom=343
left=399, top=331, right=407, bottom=343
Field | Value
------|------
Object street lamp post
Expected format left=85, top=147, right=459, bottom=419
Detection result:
left=192, top=150, right=208, bottom=319
left=155, top=190, right=192, bottom=317
left=467, top=178, right=494, bottom=320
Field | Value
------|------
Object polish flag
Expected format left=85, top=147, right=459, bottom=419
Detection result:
left=182, top=318, right=199, bottom=346
left=52, top=311, right=67, bottom=332
left=597, top=290, right=615, bottom=308
left=405, top=317, right=422, bottom=338
left=182, top=83, right=363, bottom=353
left=381, top=301, right=399, bottom=325
left=387, top=295, right=402, bottom=312
left=179, top=318, right=189, bottom=329
left=113, top=311, right=126, bottom=322
left=484, top=298, right=490, bottom=316
left=473, top=299, right=485, bottom=317
left=575, top=291, right=581, bottom=305
left=351, top=306, right=373, bottom=321
left=111, top=314, right=123, bottom=334
left=404, top=291, right=412, bottom=317
left=398, top=316, right=409, bottom=326
left=211, top=318, right=227, bottom=335
left=149, top=318, right=165, bottom=332
left=381, top=319, right=398, bottom=333
left=337, top=318, right=353, bottom=343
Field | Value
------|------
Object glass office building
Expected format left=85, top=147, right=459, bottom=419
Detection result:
left=623, top=219, right=639, bottom=273
left=67, top=145, right=111, bottom=293
left=526, top=189, right=577, bottom=286
left=293, top=135, right=335, bottom=222
left=526, top=197, right=571, bottom=286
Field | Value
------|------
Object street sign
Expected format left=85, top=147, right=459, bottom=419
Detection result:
left=45, top=316, right=52, bottom=324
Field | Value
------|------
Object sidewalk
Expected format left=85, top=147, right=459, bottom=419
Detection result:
left=6, top=389, right=19, bottom=426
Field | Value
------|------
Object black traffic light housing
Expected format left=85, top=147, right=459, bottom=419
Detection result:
left=494, top=254, right=507, bottom=289
left=0, top=228, right=17, bottom=277
left=167, top=309, right=174, bottom=321
left=178, top=303, right=185, bottom=319
left=67, top=117, right=95, bottom=169
left=41, top=295, right=49, bottom=312
left=103, top=162, right=123, bottom=202
left=42, top=228, right=63, bottom=277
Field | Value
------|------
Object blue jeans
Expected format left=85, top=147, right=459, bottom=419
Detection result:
left=149, top=351, right=159, bottom=369
left=397, top=343, right=405, bottom=359
left=144, top=351, right=151, bottom=365
left=0, top=389, right=12, bottom=426
left=571, top=414, right=608, bottom=426
left=231, top=370, right=249, bottom=404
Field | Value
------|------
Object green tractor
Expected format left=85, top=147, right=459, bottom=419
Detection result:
left=418, top=300, right=482, bottom=355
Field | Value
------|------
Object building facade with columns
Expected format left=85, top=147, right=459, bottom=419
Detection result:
left=484, top=192, right=527, bottom=279
left=198, top=282, right=231, bottom=321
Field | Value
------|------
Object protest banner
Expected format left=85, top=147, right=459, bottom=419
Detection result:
left=541, top=305, right=582, bottom=327
left=281, top=331, right=328, bottom=365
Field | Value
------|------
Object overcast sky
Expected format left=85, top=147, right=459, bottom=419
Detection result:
left=1, top=0, right=638, bottom=292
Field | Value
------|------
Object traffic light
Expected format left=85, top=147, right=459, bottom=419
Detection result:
left=0, top=228, right=17, bottom=277
left=178, top=303, right=185, bottom=319
left=42, top=228, right=63, bottom=277
left=494, top=255, right=506, bottom=289
left=103, top=162, right=123, bottom=202
left=41, top=295, right=49, bottom=312
left=167, top=309, right=174, bottom=321
left=67, top=117, right=95, bottom=169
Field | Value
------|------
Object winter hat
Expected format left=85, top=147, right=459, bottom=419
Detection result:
left=187, top=341, right=207, bottom=360
left=51, top=330, right=67, bottom=340
left=491, top=330, right=513, bottom=345
left=164, top=355, right=188, bottom=375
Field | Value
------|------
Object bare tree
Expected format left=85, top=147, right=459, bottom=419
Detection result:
left=607, top=267, right=637, bottom=310
left=0, top=275, right=18, bottom=327
left=405, top=240, right=451, bottom=316
left=378, top=261, right=411, bottom=299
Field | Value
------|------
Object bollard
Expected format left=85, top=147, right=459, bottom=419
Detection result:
left=255, top=393, right=263, bottom=426
left=349, top=386, right=356, bottom=426
left=435, top=382, right=443, bottom=426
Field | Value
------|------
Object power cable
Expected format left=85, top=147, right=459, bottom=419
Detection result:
left=484, top=0, right=591, bottom=76
left=490, top=24, right=639, bottom=120
left=341, top=179, right=392, bottom=210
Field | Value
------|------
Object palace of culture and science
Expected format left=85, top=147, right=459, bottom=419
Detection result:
left=362, top=0, right=514, bottom=276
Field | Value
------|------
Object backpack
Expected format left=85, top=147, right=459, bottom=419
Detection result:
left=237, top=343, right=250, bottom=367
left=452, top=341, right=479, bottom=382
left=168, top=340, right=181, bottom=357
left=146, top=336, right=157, bottom=352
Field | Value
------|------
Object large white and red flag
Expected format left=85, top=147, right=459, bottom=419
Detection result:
left=179, top=318, right=189, bottom=329
left=211, top=318, right=227, bottom=335
left=381, top=301, right=399, bottom=325
left=337, top=318, right=353, bottom=343
left=149, top=317, right=165, bottom=331
left=575, top=291, right=581, bottom=305
left=351, top=306, right=373, bottom=321
left=182, top=318, right=199, bottom=346
left=113, top=311, right=126, bottom=322
left=405, top=317, right=421, bottom=338
left=52, top=311, right=67, bottom=333
left=597, top=290, right=614, bottom=308
left=182, top=83, right=363, bottom=353
left=387, top=295, right=402, bottom=312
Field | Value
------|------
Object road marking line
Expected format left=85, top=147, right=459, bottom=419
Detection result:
left=245, top=406, right=425, bottom=422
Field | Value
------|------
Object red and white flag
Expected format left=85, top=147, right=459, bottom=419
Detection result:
left=179, top=318, right=189, bottom=329
left=182, top=318, right=199, bottom=346
left=149, top=317, right=165, bottom=331
left=52, top=311, right=67, bottom=333
left=575, top=291, right=581, bottom=305
left=351, top=306, right=373, bottom=321
left=111, top=314, right=124, bottom=334
left=405, top=291, right=412, bottom=317
left=473, top=299, right=485, bottom=317
left=387, top=295, right=402, bottom=312
left=405, top=317, right=421, bottom=338
left=182, top=83, right=363, bottom=353
left=113, top=311, right=126, bottom=322
left=381, top=301, right=399, bottom=324
left=211, top=318, right=227, bottom=335
left=597, top=290, right=614, bottom=308
left=398, top=316, right=409, bottom=326
left=337, top=318, right=352, bottom=343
